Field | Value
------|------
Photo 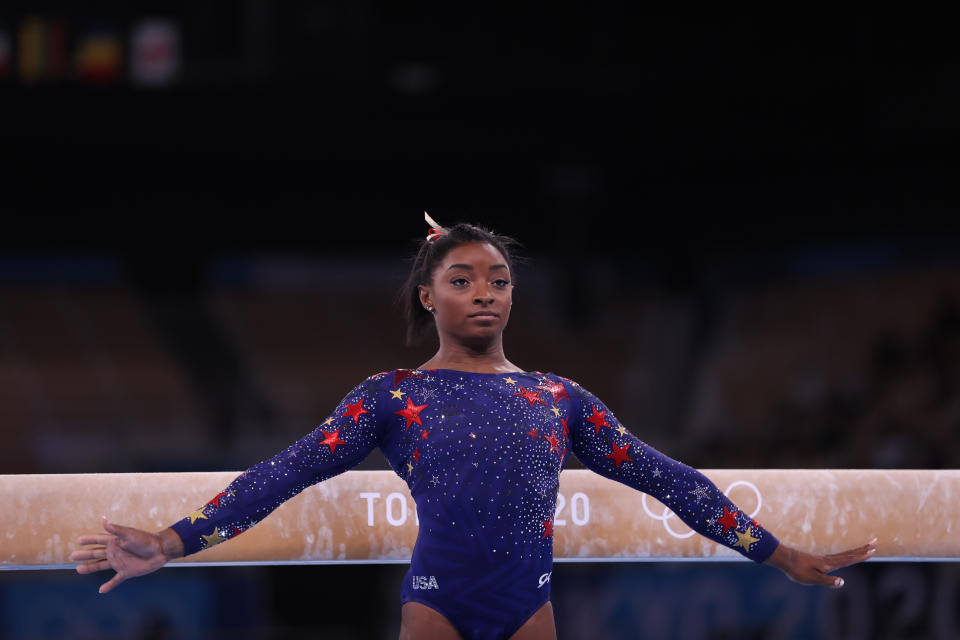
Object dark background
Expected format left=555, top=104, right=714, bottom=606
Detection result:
left=1, top=7, right=959, bottom=639
left=4, top=10, right=957, bottom=256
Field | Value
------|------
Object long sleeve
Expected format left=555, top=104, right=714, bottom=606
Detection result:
left=564, top=378, right=779, bottom=562
left=168, top=375, right=388, bottom=557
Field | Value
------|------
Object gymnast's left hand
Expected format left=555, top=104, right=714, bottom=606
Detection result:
left=764, top=538, right=878, bottom=588
left=70, top=516, right=172, bottom=594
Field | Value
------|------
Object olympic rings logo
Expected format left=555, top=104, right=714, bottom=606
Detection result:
left=641, top=480, right=763, bottom=539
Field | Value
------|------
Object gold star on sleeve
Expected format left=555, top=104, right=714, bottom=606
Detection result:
left=186, top=508, right=208, bottom=524
left=407, top=462, right=414, bottom=474
left=201, top=527, right=228, bottom=547
left=504, top=377, right=517, bottom=385
left=615, top=425, right=628, bottom=436
left=551, top=406, right=561, bottom=417
left=390, top=389, right=406, bottom=400
left=323, top=417, right=335, bottom=426
left=732, top=527, right=760, bottom=552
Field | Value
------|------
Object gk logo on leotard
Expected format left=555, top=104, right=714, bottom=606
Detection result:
left=412, top=575, right=439, bottom=590
left=537, top=572, right=552, bottom=589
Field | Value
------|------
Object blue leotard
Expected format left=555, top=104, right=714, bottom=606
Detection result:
left=170, top=369, right=779, bottom=639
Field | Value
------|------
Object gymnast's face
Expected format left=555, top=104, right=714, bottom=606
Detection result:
left=419, top=242, right=514, bottom=346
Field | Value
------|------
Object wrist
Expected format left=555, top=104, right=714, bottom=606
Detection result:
left=157, top=527, right=185, bottom=559
left=764, top=542, right=795, bottom=573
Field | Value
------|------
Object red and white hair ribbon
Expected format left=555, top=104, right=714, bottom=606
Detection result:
left=425, top=211, right=446, bottom=241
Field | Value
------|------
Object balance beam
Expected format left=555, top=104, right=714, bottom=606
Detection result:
left=2, top=469, right=957, bottom=569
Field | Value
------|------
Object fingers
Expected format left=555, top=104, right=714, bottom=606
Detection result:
left=98, top=573, right=125, bottom=594
left=802, top=539, right=878, bottom=589
left=842, top=538, right=878, bottom=556
left=76, top=519, right=129, bottom=547
left=781, top=539, right=879, bottom=589
left=794, top=562, right=843, bottom=589
left=825, top=538, right=878, bottom=572
left=75, top=559, right=112, bottom=574
left=102, top=517, right=155, bottom=555
left=827, top=574, right=845, bottom=589
left=793, top=564, right=844, bottom=589
left=77, top=518, right=139, bottom=549
left=70, top=548, right=107, bottom=562
left=101, top=516, right=126, bottom=537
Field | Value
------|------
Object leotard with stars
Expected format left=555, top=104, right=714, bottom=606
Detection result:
left=170, top=369, right=779, bottom=640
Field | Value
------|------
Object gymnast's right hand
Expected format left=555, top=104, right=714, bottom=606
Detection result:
left=70, top=515, right=182, bottom=594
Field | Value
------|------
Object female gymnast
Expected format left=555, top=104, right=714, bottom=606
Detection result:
left=71, top=214, right=878, bottom=639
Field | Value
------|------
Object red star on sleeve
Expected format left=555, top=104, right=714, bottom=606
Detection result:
left=320, top=429, right=347, bottom=454
left=526, top=428, right=539, bottom=439
left=716, top=505, right=740, bottom=535
left=421, top=429, right=430, bottom=440
left=342, top=399, right=371, bottom=423
left=544, top=429, right=561, bottom=455
left=560, top=416, right=570, bottom=439
left=542, top=519, right=553, bottom=539
left=513, top=386, right=547, bottom=407
left=535, top=380, right=571, bottom=404
left=412, top=448, right=421, bottom=463
left=586, top=406, right=610, bottom=434
left=604, top=441, right=633, bottom=468
left=232, top=526, right=246, bottom=537
left=395, top=397, right=429, bottom=430
left=205, top=492, right=229, bottom=507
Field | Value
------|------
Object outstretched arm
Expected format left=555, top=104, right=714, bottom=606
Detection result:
left=565, top=379, right=778, bottom=562
left=562, top=377, right=876, bottom=581
left=72, top=374, right=389, bottom=592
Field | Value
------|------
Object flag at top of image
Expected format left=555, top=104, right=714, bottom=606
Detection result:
left=130, top=19, right=180, bottom=87
left=16, top=16, right=68, bottom=83
left=0, top=27, right=11, bottom=78
left=74, top=23, right=121, bottom=84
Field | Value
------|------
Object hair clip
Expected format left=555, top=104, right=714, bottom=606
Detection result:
left=425, top=211, right=445, bottom=242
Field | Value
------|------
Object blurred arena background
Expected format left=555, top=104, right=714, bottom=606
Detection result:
left=1, top=6, right=958, bottom=639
